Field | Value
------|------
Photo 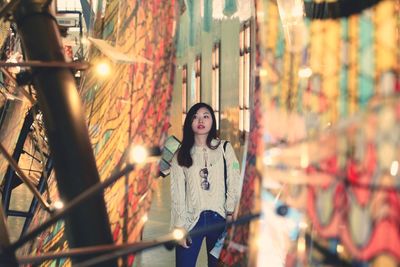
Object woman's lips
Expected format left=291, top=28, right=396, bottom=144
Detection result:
left=198, top=125, right=205, bottom=129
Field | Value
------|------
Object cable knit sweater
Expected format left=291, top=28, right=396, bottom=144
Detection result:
left=170, top=139, right=241, bottom=231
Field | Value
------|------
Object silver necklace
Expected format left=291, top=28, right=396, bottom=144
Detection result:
left=199, top=147, right=210, bottom=190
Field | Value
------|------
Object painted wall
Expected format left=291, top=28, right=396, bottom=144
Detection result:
left=18, top=1, right=177, bottom=266
left=249, top=0, right=400, bottom=266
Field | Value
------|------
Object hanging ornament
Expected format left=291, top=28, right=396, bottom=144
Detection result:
left=223, top=0, right=237, bottom=17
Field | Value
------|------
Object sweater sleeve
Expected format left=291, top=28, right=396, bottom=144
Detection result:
left=170, top=156, right=187, bottom=229
left=224, top=142, right=241, bottom=213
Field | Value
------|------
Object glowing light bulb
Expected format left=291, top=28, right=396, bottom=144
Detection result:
left=172, top=228, right=185, bottom=241
left=263, top=154, right=273, bottom=166
left=129, top=145, right=148, bottom=164
left=297, top=235, right=306, bottom=253
left=390, top=161, right=399, bottom=176
left=299, top=221, right=308, bottom=229
left=52, top=200, right=64, bottom=210
left=298, top=66, right=312, bottom=78
left=259, top=68, right=268, bottom=77
left=95, top=61, right=111, bottom=77
left=336, top=244, right=344, bottom=254
left=300, top=154, right=309, bottom=168
left=141, top=214, right=148, bottom=223
left=81, top=37, right=89, bottom=45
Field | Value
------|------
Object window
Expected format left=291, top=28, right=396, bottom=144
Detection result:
left=194, top=55, right=201, bottom=103
left=182, top=56, right=201, bottom=125
left=211, top=42, right=221, bottom=130
left=182, top=64, right=188, bottom=124
left=56, top=0, right=82, bottom=11
left=239, top=21, right=251, bottom=137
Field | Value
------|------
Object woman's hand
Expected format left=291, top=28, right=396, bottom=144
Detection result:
left=226, top=211, right=235, bottom=223
left=173, top=227, right=191, bottom=248
left=178, top=237, right=190, bottom=248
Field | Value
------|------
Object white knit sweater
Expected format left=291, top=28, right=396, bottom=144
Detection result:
left=170, top=139, right=241, bottom=231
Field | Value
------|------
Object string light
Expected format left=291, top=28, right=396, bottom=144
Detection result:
left=129, top=145, right=148, bottom=164
left=141, top=214, right=148, bottom=223
left=172, top=228, right=186, bottom=241
left=95, top=61, right=111, bottom=77
left=259, top=68, right=268, bottom=77
left=390, top=161, right=399, bottom=176
left=336, top=244, right=344, bottom=254
left=52, top=200, right=64, bottom=210
left=298, top=66, right=312, bottom=78
left=297, top=234, right=306, bottom=253
left=263, top=154, right=273, bottom=166
left=81, top=37, right=89, bottom=45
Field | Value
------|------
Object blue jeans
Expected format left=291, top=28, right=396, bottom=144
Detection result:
left=176, top=210, right=226, bottom=267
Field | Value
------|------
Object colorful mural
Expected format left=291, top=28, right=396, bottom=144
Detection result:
left=18, top=1, right=176, bottom=266
left=4, top=1, right=399, bottom=267
left=251, top=0, right=400, bottom=266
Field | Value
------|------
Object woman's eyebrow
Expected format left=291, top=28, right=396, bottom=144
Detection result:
left=195, top=111, right=210, bottom=115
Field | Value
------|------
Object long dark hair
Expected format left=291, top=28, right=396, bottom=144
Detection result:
left=177, top=102, right=219, bottom=167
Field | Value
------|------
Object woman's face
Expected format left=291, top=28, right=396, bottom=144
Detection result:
left=191, top=107, right=213, bottom=136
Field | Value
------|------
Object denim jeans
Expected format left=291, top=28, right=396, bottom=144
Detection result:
left=176, top=210, right=226, bottom=267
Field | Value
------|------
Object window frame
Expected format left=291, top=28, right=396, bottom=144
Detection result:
left=194, top=55, right=202, bottom=103
left=239, top=20, right=251, bottom=138
left=211, top=42, right=221, bottom=130
left=182, top=64, right=188, bottom=124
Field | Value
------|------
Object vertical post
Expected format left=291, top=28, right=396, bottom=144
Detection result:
left=2, top=109, right=33, bottom=213
left=287, top=51, right=294, bottom=111
left=0, top=207, right=17, bottom=266
left=20, top=158, right=53, bottom=236
left=12, top=1, right=117, bottom=266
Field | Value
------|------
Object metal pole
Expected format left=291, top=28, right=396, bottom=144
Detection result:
left=0, top=207, right=17, bottom=266
left=76, top=213, right=262, bottom=267
left=0, top=142, right=51, bottom=212
left=1, top=109, right=33, bottom=212
left=7, top=163, right=135, bottom=252
left=12, top=1, right=116, bottom=266
left=16, top=213, right=261, bottom=266
left=21, top=158, right=54, bottom=236
left=17, top=236, right=174, bottom=265
left=0, top=61, right=89, bottom=68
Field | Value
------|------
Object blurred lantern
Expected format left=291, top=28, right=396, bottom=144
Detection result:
left=276, top=0, right=308, bottom=52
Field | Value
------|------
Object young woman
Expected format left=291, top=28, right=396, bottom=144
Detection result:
left=170, top=102, right=241, bottom=267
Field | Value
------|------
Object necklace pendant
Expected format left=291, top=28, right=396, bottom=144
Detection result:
left=201, top=180, right=210, bottom=190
